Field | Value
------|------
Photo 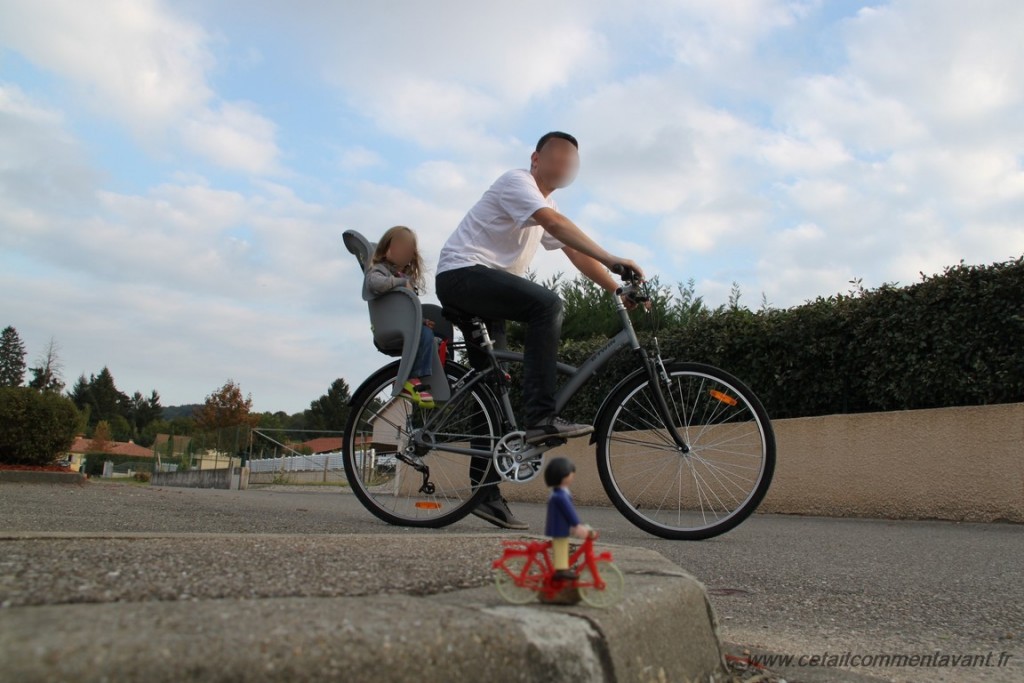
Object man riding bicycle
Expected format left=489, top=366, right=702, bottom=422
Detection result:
left=435, top=131, right=645, bottom=530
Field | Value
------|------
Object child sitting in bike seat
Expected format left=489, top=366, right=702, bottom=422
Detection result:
left=544, top=457, right=594, bottom=604
left=364, top=225, right=437, bottom=409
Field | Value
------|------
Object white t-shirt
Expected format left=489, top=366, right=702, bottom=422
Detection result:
left=436, top=169, right=565, bottom=276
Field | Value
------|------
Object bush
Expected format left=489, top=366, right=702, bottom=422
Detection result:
left=0, top=387, right=80, bottom=466
left=80, top=453, right=154, bottom=477
left=523, top=255, right=1024, bottom=423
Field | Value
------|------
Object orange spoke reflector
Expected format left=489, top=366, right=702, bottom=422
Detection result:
left=709, top=389, right=738, bottom=406
left=415, top=502, right=442, bottom=509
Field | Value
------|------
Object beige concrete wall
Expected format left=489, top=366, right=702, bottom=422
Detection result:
left=499, top=402, right=1024, bottom=523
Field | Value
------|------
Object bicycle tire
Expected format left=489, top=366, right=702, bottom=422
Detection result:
left=594, top=361, right=776, bottom=540
left=577, top=560, right=624, bottom=608
left=494, top=554, right=544, bottom=604
left=342, top=361, right=500, bottom=528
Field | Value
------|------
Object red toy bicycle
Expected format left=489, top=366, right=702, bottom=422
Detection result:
left=491, top=533, right=624, bottom=608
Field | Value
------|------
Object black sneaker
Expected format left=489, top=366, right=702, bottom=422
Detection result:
left=552, top=568, right=578, bottom=582
left=471, top=495, right=529, bottom=530
left=525, top=416, right=594, bottom=444
left=539, top=586, right=581, bottom=605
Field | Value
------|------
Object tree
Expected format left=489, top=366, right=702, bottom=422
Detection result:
left=107, top=414, right=132, bottom=442
left=90, top=420, right=113, bottom=453
left=304, top=378, right=352, bottom=431
left=28, top=337, right=64, bottom=393
left=69, top=374, right=90, bottom=407
left=127, top=390, right=163, bottom=438
left=0, top=388, right=79, bottom=466
left=194, top=379, right=257, bottom=431
left=68, top=367, right=130, bottom=427
left=88, top=367, right=129, bottom=423
left=0, top=326, right=27, bottom=387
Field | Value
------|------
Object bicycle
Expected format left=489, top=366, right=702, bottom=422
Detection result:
left=491, top=531, right=624, bottom=607
left=342, top=266, right=776, bottom=540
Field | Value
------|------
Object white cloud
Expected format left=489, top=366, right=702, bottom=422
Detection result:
left=181, top=102, right=280, bottom=174
left=0, top=0, right=281, bottom=174
left=0, top=0, right=212, bottom=127
left=227, top=0, right=607, bottom=153
left=4, top=0, right=1024, bottom=413
left=0, top=83, right=99, bottom=212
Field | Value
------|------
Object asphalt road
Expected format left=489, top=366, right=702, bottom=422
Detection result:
left=2, top=481, right=1021, bottom=683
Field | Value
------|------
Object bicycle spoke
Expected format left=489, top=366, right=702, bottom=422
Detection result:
left=344, top=365, right=500, bottom=525
left=600, top=364, right=773, bottom=538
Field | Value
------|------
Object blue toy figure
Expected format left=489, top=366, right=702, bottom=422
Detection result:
left=543, top=457, right=593, bottom=604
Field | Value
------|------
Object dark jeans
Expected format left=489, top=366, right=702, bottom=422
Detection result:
left=436, top=265, right=564, bottom=426
left=436, top=265, right=564, bottom=500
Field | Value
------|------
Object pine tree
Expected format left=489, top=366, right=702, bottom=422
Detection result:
left=0, top=326, right=27, bottom=387
left=304, top=378, right=352, bottom=430
left=69, top=367, right=130, bottom=426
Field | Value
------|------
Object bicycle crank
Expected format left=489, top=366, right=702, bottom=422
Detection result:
left=492, top=431, right=565, bottom=483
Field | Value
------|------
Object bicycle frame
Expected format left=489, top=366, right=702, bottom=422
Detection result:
left=415, top=299, right=645, bottom=457
left=415, top=292, right=689, bottom=458
left=492, top=535, right=613, bottom=593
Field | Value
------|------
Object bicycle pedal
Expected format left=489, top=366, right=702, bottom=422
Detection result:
left=541, top=437, right=567, bottom=448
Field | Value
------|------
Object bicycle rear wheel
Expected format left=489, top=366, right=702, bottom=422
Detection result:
left=342, top=361, right=500, bottom=527
left=595, top=361, right=775, bottom=540
left=494, top=554, right=545, bottom=604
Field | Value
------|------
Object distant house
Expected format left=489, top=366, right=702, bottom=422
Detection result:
left=300, top=437, right=343, bottom=454
left=66, top=436, right=153, bottom=472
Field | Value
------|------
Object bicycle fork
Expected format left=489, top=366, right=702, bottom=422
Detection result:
left=636, top=340, right=690, bottom=453
left=615, top=295, right=689, bottom=453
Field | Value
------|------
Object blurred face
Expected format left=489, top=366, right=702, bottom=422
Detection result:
left=561, top=470, right=576, bottom=487
left=531, top=138, right=579, bottom=190
left=386, top=231, right=415, bottom=266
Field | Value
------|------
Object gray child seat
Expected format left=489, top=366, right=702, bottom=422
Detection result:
left=342, top=230, right=452, bottom=402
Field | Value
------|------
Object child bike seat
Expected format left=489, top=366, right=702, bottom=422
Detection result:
left=343, top=229, right=451, bottom=402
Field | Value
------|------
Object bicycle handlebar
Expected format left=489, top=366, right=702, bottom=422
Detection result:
left=610, top=263, right=641, bottom=283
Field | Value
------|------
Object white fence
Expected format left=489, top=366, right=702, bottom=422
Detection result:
left=246, top=449, right=389, bottom=474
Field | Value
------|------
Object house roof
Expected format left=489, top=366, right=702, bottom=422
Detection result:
left=69, top=436, right=153, bottom=458
left=294, top=436, right=369, bottom=454
left=301, top=437, right=343, bottom=454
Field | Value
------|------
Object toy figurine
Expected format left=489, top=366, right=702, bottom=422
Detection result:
left=492, top=463, right=623, bottom=607
left=542, top=457, right=593, bottom=604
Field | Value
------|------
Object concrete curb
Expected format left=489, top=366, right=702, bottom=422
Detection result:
left=0, top=470, right=85, bottom=485
left=1, top=533, right=726, bottom=682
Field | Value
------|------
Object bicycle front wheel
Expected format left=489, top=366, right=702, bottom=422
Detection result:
left=595, top=362, right=775, bottom=540
left=577, top=560, right=624, bottom=608
left=342, top=361, right=500, bottom=527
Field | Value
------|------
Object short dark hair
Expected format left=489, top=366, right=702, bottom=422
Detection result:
left=544, top=456, right=577, bottom=487
left=536, top=131, right=578, bottom=153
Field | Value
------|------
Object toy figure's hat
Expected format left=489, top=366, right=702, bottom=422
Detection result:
left=544, top=457, right=576, bottom=487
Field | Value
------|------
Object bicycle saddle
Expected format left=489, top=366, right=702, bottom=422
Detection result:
left=440, top=305, right=484, bottom=327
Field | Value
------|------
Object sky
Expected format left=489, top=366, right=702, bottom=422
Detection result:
left=1, top=0, right=1022, bottom=414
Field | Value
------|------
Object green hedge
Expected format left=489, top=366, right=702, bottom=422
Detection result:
left=0, top=387, right=80, bottom=466
left=542, top=257, right=1024, bottom=422
left=80, top=453, right=155, bottom=476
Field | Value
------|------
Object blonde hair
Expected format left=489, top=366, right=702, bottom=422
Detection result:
left=371, top=225, right=426, bottom=292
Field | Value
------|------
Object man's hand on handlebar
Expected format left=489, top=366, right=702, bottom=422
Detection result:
left=609, top=260, right=652, bottom=311
left=609, top=259, right=645, bottom=282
